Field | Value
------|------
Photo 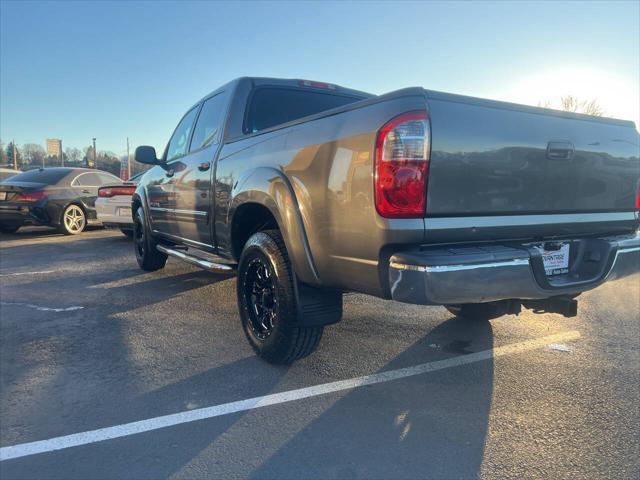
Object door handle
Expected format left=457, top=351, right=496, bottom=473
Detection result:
left=165, top=169, right=174, bottom=178
left=546, top=141, right=574, bottom=160
left=198, top=162, right=210, bottom=172
left=82, top=189, right=91, bottom=193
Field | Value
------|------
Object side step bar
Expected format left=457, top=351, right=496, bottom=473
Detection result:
left=157, top=245, right=236, bottom=273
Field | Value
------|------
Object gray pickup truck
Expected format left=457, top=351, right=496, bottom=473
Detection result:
left=133, top=77, right=640, bottom=363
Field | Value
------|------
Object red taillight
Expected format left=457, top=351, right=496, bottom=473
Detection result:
left=15, top=191, right=47, bottom=203
left=374, top=111, right=430, bottom=218
left=98, top=185, right=136, bottom=198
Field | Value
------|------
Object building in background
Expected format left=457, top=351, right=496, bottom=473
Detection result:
left=46, top=138, right=62, bottom=159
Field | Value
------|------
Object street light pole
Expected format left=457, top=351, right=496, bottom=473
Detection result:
left=126, top=137, right=131, bottom=179
left=92, top=138, right=97, bottom=169
left=12, top=139, right=17, bottom=170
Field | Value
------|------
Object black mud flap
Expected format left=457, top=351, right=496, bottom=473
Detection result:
left=294, top=280, right=343, bottom=327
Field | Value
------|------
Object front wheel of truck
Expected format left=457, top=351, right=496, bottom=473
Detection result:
left=133, top=206, right=167, bottom=271
left=237, top=230, right=323, bottom=364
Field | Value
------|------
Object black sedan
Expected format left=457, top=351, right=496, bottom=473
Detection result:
left=0, top=167, right=121, bottom=235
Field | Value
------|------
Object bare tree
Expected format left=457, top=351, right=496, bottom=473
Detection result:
left=83, top=146, right=96, bottom=167
left=5, top=142, right=22, bottom=168
left=65, top=147, right=82, bottom=164
left=579, top=99, right=604, bottom=117
left=95, top=151, right=121, bottom=175
left=539, top=96, right=604, bottom=116
left=22, top=143, right=46, bottom=167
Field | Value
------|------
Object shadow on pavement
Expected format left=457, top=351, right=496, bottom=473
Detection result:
left=1, top=226, right=495, bottom=479
left=248, top=316, right=494, bottom=479
left=0, top=267, right=235, bottom=449
left=2, top=315, right=494, bottom=480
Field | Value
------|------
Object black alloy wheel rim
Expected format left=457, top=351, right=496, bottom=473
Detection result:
left=134, top=218, right=145, bottom=258
left=244, top=257, right=277, bottom=339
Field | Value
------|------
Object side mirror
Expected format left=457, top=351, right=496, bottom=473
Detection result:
left=134, top=146, right=161, bottom=165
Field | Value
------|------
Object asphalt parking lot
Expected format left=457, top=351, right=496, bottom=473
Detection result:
left=0, top=227, right=639, bottom=479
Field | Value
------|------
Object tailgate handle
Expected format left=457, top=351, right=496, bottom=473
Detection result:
left=546, top=141, right=575, bottom=160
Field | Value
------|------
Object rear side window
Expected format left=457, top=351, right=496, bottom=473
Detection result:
left=244, top=88, right=363, bottom=134
left=6, top=169, right=70, bottom=184
left=72, top=173, right=101, bottom=186
left=96, top=172, right=120, bottom=185
left=190, top=93, right=228, bottom=151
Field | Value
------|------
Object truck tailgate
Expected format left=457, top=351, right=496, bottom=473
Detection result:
left=425, top=90, right=640, bottom=219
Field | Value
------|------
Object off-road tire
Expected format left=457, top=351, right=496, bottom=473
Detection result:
left=237, top=229, right=323, bottom=364
left=133, top=206, right=167, bottom=271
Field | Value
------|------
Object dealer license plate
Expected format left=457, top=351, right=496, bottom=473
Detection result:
left=0, top=192, right=6, bottom=201
left=536, top=243, right=570, bottom=276
left=118, top=207, right=132, bottom=217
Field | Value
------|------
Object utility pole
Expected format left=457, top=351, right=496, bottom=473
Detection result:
left=12, top=140, right=17, bottom=170
left=126, top=137, right=131, bottom=179
left=60, top=139, right=64, bottom=167
left=92, top=138, right=97, bottom=169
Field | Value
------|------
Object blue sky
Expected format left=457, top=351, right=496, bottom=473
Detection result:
left=1, top=0, right=639, bottom=156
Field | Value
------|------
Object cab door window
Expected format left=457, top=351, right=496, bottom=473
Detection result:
left=166, top=106, right=199, bottom=162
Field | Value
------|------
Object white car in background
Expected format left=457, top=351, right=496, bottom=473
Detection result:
left=95, top=172, right=144, bottom=237
left=0, top=167, right=20, bottom=182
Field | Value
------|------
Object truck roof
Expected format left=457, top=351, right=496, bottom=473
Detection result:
left=248, top=77, right=373, bottom=99
left=193, top=77, right=373, bottom=109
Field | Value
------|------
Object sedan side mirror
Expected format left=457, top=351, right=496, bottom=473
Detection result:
left=135, top=146, right=162, bottom=165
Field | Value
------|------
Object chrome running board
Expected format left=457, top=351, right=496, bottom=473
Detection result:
left=156, top=245, right=236, bottom=273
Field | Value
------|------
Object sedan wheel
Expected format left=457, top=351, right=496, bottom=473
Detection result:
left=61, top=204, right=86, bottom=235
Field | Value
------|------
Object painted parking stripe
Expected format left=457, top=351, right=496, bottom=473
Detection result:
left=0, top=270, right=55, bottom=277
left=0, top=330, right=580, bottom=461
left=0, top=302, right=84, bottom=313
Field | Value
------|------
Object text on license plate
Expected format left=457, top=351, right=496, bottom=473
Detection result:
left=0, top=192, right=6, bottom=201
left=536, top=243, right=570, bottom=276
left=118, top=207, right=132, bottom=217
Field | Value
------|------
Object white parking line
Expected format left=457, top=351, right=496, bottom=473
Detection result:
left=0, top=302, right=84, bottom=313
left=0, top=270, right=55, bottom=277
left=0, top=330, right=580, bottom=461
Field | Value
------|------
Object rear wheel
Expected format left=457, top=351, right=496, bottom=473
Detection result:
left=237, top=230, right=323, bottom=364
left=0, top=224, right=20, bottom=234
left=133, top=206, right=167, bottom=271
left=59, top=204, right=86, bottom=235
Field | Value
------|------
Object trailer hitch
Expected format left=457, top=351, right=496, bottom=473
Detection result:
left=521, top=296, right=578, bottom=318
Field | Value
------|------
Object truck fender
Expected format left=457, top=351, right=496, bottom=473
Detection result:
left=230, top=167, right=320, bottom=286
left=131, top=187, right=152, bottom=228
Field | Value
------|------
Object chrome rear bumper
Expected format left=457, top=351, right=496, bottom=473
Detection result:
left=388, top=233, right=640, bottom=305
